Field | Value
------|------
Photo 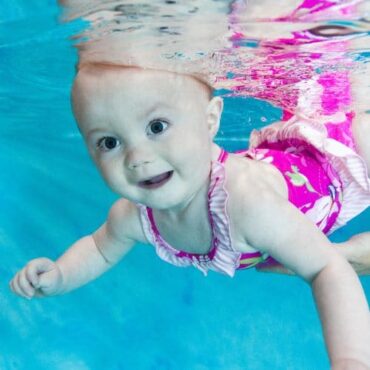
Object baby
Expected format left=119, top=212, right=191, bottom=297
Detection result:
left=10, top=62, right=370, bottom=368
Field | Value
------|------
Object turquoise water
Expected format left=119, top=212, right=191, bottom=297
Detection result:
left=1, top=1, right=370, bottom=369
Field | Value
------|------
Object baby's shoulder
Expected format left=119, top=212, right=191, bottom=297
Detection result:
left=225, top=153, right=288, bottom=222
left=223, top=154, right=289, bottom=250
left=225, top=153, right=288, bottom=201
left=107, top=198, right=148, bottom=244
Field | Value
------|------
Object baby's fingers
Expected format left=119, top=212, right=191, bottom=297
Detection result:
left=25, top=261, right=43, bottom=289
left=11, top=271, right=35, bottom=299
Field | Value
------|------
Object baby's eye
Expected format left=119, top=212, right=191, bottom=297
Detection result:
left=147, top=119, right=169, bottom=135
left=97, top=136, right=120, bottom=151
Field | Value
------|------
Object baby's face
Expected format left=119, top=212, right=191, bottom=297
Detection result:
left=72, top=65, right=222, bottom=210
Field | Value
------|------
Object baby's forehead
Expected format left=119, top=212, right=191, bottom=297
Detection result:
left=73, top=64, right=212, bottom=130
left=76, top=64, right=212, bottom=100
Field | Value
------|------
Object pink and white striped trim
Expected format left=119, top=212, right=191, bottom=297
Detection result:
left=138, top=151, right=241, bottom=277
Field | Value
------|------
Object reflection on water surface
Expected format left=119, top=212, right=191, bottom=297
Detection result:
left=61, top=0, right=370, bottom=117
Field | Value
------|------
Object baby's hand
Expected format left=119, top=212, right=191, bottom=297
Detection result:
left=9, top=258, right=63, bottom=299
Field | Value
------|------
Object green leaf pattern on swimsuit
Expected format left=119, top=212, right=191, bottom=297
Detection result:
left=239, top=253, right=269, bottom=268
left=285, top=165, right=316, bottom=193
left=239, top=256, right=264, bottom=267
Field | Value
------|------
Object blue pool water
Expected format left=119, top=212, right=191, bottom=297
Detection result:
left=1, top=1, right=370, bottom=369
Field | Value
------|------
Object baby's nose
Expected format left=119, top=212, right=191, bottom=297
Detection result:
left=125, top=148, right=153, bottom=170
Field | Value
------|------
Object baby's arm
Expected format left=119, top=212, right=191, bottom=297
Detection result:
left=256, top=233, right=370, bottom=276
left=10, top=199, right=139, bottom=298
left=235, top=188, right=370, bottom=368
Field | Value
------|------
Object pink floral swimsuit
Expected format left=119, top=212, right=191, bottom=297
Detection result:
left=138, top=0, right=370, bottom=277
left=139, top=117, right=370, bottom=277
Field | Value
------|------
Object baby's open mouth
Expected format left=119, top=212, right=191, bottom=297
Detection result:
left=138, top=171, right=173, bottom=189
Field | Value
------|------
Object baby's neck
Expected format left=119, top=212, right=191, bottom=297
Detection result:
left=157, top=176, right=210, bottom=222
left=152, top=175, right=212, bottom=253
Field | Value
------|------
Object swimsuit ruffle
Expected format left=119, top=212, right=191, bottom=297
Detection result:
left=138, top=204, right=195, bottom=270
left=206, top=160, right=241, bottom=277
left=249, top=115, right=370, bottom=233
left=137, top=158, right=241, bottom=277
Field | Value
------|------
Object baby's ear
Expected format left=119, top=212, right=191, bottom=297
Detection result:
left=206, top=96, right=223, bottom=139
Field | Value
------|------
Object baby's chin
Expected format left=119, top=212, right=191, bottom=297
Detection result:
left=131, top=195, right=187, bottom=211
left=121, top=189, right=191, bottom=211
left=110, top=174, right=205, bottom=210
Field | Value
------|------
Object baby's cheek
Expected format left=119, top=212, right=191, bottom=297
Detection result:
left=97, top=163, right=118, bottom=189
left=105, top=177, right=126, bottom=197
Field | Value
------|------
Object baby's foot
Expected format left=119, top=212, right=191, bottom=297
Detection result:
left=335, top=232, right=370, bottom=275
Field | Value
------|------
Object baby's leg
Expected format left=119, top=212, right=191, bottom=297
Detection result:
left=351, top=54, right=370, bottom=172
